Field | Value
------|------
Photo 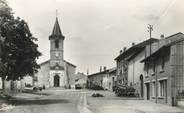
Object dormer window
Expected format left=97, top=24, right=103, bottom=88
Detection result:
left=55, top=40, right=59, bottom=48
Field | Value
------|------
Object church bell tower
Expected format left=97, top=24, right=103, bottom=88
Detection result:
left=49, top=17, right=65, bottom=87
left=49, top=17, right=65, bottom=69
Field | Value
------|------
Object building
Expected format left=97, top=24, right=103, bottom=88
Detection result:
left=108, top=67, right=117, bottom=91
left=141, top=32, right=184, bottom=105
left=32, top=17, right=76, bottom=89
left=87, top=67, right=116, bottom=90
left=114, top=38, right=158, bottom=97
left=75, top=72, right=87, bottom=89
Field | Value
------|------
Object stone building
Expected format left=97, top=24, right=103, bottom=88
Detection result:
left=107, top=67, right=117, bottom=91
left=115, top=38, right=158, bottom=96
left=33, top=17, right=76, bottom=89
left=75, top=72, right=87, bottom=89
left=141, top=32, right=184, bottom=105
left=87, top=67, right=116, bottom=90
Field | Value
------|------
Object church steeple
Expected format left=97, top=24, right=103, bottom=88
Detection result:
left=49, top=16, right=65, bottom=71
left=52, top=17, right=62, bottom=35
left=49, top=17, right=65, bottom=40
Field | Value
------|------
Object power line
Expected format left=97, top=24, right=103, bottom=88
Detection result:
left=151, top=0, right=176, bottom=29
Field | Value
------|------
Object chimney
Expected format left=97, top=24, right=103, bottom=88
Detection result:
left=119, top=50, right=123, bottom=54
left=103, top=66, right=106, bottom=71
left=160, top=34, right=164, bottom=39
left=123, top=47, right=127, bottom=52
left=132, top=42, right=135, bottom=46
left=100, top=66, right=102, bottom=72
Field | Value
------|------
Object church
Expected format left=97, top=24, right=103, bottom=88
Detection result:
left=33, top=17, right=76, bottom=89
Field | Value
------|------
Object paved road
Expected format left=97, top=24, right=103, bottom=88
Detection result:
left=5, top=89, right=184, bottom=113
left=7, top=89, right=89, bottom=113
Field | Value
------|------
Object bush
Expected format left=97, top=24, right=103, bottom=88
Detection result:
left=90, top=84, right=104, bottom=90
left=114, top=85, right=136, bottom=97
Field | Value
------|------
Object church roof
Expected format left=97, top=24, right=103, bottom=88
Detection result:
left=52, top=17, right=62, bottom=36
left=39, top=59, right=76, bottom=68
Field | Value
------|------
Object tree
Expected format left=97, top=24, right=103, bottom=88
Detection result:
left=0, top=0, right=41, bottom=90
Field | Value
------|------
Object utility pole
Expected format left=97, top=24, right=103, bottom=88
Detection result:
left=148, top=24, right=153, bottom=55
left=148, top=24, right=158, bottom=103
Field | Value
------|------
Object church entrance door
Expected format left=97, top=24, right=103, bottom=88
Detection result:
left=54, top=74, right=60, bottom=87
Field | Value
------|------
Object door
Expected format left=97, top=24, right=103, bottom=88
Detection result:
left=140, top=75, right=144, bottom=97
left=54, top=74, right=60, bottom=87
left=146, top=83, right=150, bottom=100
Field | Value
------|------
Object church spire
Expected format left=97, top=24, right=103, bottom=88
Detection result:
left=49, top=16, right=65, bottom=40
left=52, top=17, right=62, bottom=36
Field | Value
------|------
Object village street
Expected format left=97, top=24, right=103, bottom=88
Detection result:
left=6, top=89, right=83, bottom=113
left=3, top=89, right=184, bottom=113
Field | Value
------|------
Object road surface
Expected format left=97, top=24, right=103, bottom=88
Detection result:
left=5, top=89, right=184, bottom=113
left=7, top=89, right=89, bottom=113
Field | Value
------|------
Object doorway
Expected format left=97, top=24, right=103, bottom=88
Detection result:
left=54, top=74, right=60, bottom=87
left=146, top=83, right=150, bottom=100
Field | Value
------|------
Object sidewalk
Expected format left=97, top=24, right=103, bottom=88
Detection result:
left=87, top=90, right=184, bottom=113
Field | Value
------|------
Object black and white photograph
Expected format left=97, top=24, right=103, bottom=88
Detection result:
left=0, top=0, right=184, bottom=113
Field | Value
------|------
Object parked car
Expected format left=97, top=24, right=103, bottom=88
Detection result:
left=75, top=84, right=82, bottom=89
left=33, top=86, right=43, bottom=91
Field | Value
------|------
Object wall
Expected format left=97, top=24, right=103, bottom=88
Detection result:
left=116, top=59, right=128, bottom=84
left=108, top=71, right=117, bottom=91
left=128, top=51, right=145, bottom=95
left=65, top=62, right=76, bottom=87
left=88, top=73, right=106, bottom=88
left=23, top=76, right=33, bottom=86
left=3, top=80, right=24, bottom=95
left=35, top=61, right=50, bottom=88
left=144, top=47, right=171, bottom=104
left=170, top=40, right=184, bottom=105
left=75, top=72, right=87, bottom=88
left=102, top=74, right=109, bottom=90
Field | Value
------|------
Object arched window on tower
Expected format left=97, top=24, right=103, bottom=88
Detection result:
left=55, top=40, right=59, bottom=48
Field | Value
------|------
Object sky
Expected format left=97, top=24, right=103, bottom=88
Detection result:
left=6, top=0, right=184, bottom=74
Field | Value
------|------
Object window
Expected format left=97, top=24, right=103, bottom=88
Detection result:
left=159, top=80, right=166, bottom=97
left=55, top=40, right=59, bottom=48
